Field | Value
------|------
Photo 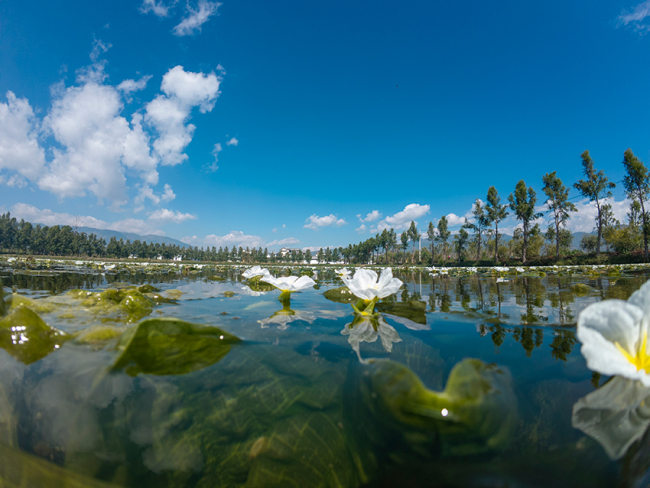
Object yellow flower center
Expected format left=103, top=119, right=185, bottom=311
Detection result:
left=616, top=332, right=650, bottom=373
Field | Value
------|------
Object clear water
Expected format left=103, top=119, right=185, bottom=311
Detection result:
left=0, top=261, right=648, bottom=487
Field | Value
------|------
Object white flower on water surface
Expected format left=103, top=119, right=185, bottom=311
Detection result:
left=577, top=279, right=650, bottom=385
left=260, top=275, right=316, bottom=293
left=341, top=268, right=403, bottom=302
left=242, top=266, right=271, bottom=279
left=334, top=268, right=352, bottom=278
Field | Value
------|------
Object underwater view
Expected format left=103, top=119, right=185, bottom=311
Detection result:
left=1, top=258, right=650, bottom=487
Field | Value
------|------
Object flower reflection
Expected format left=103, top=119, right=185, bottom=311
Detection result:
left=341, top=313, right=401, bottom=361
left=572, top=376, right=650, bottom=460
left=257, top=304, right=316, bottom=330
left=577, top=279, right=650, bottom=385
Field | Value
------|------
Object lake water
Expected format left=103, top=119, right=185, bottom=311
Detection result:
left=1, top=259, right=649, bottom=487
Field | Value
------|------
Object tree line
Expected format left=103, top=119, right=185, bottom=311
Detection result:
left=2, top=148, right=649, bottom=265
left=347, top=148, right=650, bottom=265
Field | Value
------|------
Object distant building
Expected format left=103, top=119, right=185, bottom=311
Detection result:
left=279, top=247, right=300, bottom=257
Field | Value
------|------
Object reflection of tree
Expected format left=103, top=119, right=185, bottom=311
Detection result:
left=535, top=329, right=544, bottom=348
left=550, top=330, right=576, bottom=361
left=492, top=325, right=506, bottom=350
left=511, top=327, right=541, bottom=357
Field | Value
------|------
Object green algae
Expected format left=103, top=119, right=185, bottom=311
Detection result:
left=112, top=317, right=241, bottom=376
left=0, top=307, right=69, bottom=364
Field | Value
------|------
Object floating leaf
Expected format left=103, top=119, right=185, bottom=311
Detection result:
left=112, top=317, right=241, bottom=376
left=0, top=307, right=68, bottom=364
left=322, top=286, right=356, bottom=304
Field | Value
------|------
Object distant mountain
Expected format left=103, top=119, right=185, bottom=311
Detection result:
left=76, top=227, right=188, bottom=248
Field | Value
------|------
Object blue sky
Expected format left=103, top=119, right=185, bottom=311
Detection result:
left=2, top=0, right=650, bottom=251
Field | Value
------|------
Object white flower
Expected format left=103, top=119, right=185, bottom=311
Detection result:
left=577, top=279, right=650, bottom=385
left=242, top=266, right=271, bottom=279
left=260, top=275, right=316, bottom=293
left=572, top=376, right=650, bottom=460
left=334, top=267, right=352, bottom=278
left=341, top=268, right=403, bottom=302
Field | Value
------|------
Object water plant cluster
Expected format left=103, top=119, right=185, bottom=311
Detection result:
left=2, top=257, right=650, bottom=486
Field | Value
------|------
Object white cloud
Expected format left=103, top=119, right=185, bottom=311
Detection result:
left=302, top=246, right=325, bottom=252
left=371, top=203, right=430, bottom=232
left=204, top=142, right=221, bottom=172
left=134, top=183, right=176, bottom=212
left=618, top=1, right=650, bottom=32
left=173, top=0, right=221, bottom=36
left=562, top=197, right=630, bottom=233
left=162, top=183, right=175, bottom=201
left=141, top=0, right=177, bottom=17
left=304, top=214, right=347, bottom=230
left=226, top=137, right=238, bottom=146
left=10, top=203, right=165, bottom=236
left=282, top=224, right=286, bottom=228
left=0, top=174, right=28, bottom=188
left=148, top=208, right=197, bottom=223
left=145, top=65, right=220, bottom=166
left=182, top=231, right=264, bottom=248
left=0, top=91, right=46, bottom=182
left=358, top=210, right=382, bottom=223
left=355, top=224, right=366, bottom=233
left=117, top=75, right=153, bottom=100
left=445, top=213, right=465, bottom=227
left=266, top=237, right=300, bottom=247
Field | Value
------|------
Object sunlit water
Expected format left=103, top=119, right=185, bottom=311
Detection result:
left=1, top=260, right=649, bottom=487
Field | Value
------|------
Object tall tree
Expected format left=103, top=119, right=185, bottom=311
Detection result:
left=542, top=171, right=577, bottom=260
left=465, top=199, right=490, bottom=261
left=622, top=148, right=650, bottom=260
left=454, top=227, right=469, bottom=264
left=400, top=231, right=409, bottom=264
left=407, top=221, right=419, bottom=263
left=427, top=221, right=436, bottom=266
left=486, top=187, right=509, bottom=264
left=508, top=180, right=542, bottom=263
left=436, top=215, right=450, bottom=261
left=573, top=150, right=616, bottom=255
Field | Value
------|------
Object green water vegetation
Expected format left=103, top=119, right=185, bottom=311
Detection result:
left=0, top=261, right=646, bottom=486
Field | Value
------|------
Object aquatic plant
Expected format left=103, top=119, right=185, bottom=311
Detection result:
left=242, top=265, right=271, bottom=279
left=342, top=268, right=403, bottom=315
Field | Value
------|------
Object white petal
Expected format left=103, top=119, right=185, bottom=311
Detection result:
left=578, top=326, right=640, bottom=379
left=577, top=300, right=643, bottom=354
left=377, top=278, right=403, bottom=299
left=628, top=279, right=650, bottom=316
left=354, top=269, right=378, bottom=290
left=291, top=276, right=316, bottom=291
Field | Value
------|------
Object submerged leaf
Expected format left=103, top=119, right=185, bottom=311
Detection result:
left=349, top=357, right=517, bottom=459
left=0, top=307, right=68, bottom=364
left=0, top=286, right=6, bottom=317
left=376, top=300, right=427, bottom=326
left=112, top=317, right=241, bottom=376
left=0, top=444, right=121, bottom=488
